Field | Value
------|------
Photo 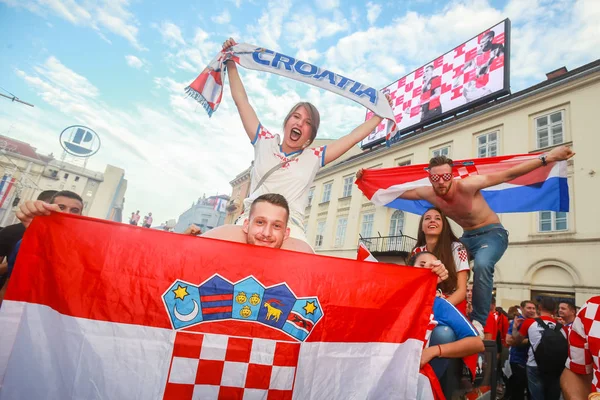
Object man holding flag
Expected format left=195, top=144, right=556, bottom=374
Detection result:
left=357, top=144, right=574, bottom=336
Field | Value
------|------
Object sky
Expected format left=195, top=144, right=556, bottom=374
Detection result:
left=0, top=0, right=598, bottom=226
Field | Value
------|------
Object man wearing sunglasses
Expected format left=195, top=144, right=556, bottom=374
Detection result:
left=380, top=145, right=573, bottom=337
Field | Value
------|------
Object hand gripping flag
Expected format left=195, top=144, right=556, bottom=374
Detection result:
left=185, top=42, right=399, bottom=144
left=356, top=153, right=569, bottom=215
left=1, top=213, right=437, bottom=400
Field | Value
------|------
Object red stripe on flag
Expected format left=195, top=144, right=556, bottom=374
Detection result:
left=200, top=294, right=233, bottom=302
left=8, top=213, right=436, bottom=343
left=202, top=306, right=233, bottom=315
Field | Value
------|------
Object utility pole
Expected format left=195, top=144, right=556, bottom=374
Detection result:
left=0, top=90, right=34, bottom=107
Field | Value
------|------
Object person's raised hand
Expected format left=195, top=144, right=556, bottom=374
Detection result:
left=183, top=224, right=202, bottom=236
left=356, top=168, right=365, bottom=180
left=15, top=200, right=61, bottom=228
left=547, top=145, right=575, bottom=162
left=222, top=37, right=237, bottom=51
left=424, top=260, right=449, bottom=284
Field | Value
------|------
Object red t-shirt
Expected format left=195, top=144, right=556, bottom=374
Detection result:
left=484, top=312, right=498, bottom=341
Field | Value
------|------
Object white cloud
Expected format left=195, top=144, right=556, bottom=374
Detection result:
left=125, top=55, right=144, bottom=69
left=158, top=21, right=186, bottom=48
left=366, top=2, right=382, bottom=25
left=211, top=10, right=231, bottom=24
left=2, top=0, right=145, bottom=50
left=296, top=48, right=320, bottom=63
left=7, top=56, right=256, bottom=226
left=165, top=28, right=220, bottom=73
left=246, top=0, right=292, bottom=50
left=315, top=0, right=339, bottom=10
left=284, top=8, right=348, bottom=57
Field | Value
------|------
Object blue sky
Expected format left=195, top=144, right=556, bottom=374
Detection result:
left=1, top=0, right=598, bottom=225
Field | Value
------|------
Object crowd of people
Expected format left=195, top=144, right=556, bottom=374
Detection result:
left=0, top=37, right=595, bottom=399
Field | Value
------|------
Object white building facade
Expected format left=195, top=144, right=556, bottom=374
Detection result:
left=0, top=135, right=127, bottom=225
left=300, top=60, right=600, bottom=308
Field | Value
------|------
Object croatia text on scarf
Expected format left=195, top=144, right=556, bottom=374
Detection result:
left=186, top=42, right=399, bottom=144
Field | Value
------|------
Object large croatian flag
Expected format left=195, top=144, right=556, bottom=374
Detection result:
left=0, top=213, right=436, bottom=400
left=356, top=153, right=569, bottom=215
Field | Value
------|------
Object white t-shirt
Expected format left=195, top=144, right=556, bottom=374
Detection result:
left=519, top=316, right=567, bottom=367
left=243, top=124, right=326, bottom=225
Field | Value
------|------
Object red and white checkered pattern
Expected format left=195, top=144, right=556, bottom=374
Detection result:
left=312, top=146, right=325, bottom=158
left=456, top=165, right=479, bottom=179
left=163, top=332, right=300, bottom=400
left=457, top=247, right=468, bottom=262
left=258, top=126, right=275, bottom=140
left=368, top=29, right=505, bottom=140
left=566, top=296, right=600, bottom=392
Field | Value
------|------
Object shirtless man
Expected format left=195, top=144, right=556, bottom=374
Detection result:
left=357, top=145, right=574, bottom=335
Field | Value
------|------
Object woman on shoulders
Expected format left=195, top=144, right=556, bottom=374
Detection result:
left=411, top=207, right=469, bottom=310
left=204, top=38, right=391, bottom=253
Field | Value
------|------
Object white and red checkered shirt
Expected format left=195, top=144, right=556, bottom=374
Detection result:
left=164, top=331, right=300, bottom=400
left=565, top=295, right=600, bottom=392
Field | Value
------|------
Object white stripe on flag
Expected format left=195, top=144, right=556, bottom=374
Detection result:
left=293, top=340, right=423, bottom=399
left=0, top=301, right=427, bottom=400
left=0, top=301, right=175, bottom=400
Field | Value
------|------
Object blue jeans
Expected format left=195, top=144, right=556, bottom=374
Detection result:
left=527, top=366, right=561, bottom=400
left=461, top=224, right=508, bottom=326
left=429, top=325, right=461, bottom=399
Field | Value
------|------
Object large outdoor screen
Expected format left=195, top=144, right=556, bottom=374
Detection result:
left=361, top=19, right=510, bottom=148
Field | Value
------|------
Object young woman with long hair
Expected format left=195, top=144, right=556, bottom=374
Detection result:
left=411, top=207, right=470, bottom=311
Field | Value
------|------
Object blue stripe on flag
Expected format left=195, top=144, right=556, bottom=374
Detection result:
left=384, top=177, right=569, bottom=215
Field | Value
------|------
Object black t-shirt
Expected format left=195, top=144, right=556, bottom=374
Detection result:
left=0, top=223, right=26, bottom=260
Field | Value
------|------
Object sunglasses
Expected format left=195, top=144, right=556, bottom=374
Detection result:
left=429, top=173, right=453, bottom=182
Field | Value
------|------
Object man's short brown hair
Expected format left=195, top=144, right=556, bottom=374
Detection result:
left=250, top=194, right=290, bottom=221
left=560, top=301, right=577, bottom=313
left=428, top=155, right=454, bottom=169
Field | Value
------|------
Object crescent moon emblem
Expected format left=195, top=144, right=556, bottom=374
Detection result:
left=174, top=300, right=199, bottom=322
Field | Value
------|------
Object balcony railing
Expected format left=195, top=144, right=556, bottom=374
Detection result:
left=358, top=233, right=417, bottom=256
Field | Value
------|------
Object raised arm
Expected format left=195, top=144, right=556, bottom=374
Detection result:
left=355, top=168, right=427, bottom=200
left=323, top=95, right=391, bottom=165
left=463, top=145, right=575, bottom=191
left=223, top=38, right=260, bottom=142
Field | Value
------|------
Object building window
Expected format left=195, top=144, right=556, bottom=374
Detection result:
left=321, top=182, right=332, bottom=203
left=64, top=173, right=69, bottom=179
left=75, top=176, right=80, bottom=182
left=315, top=221, right=326, bottom=248
left=389, top=210, right=405, bottom=236
left=307, top=187, right=315, bottom=206
left=50, top=170, right=58, bottom=178
left=477, top=131, right=498, bottom=158
left=360, top=213, right=374, bottom=238
left=536, top=111, right=564, bottom=149
left=342, top=176, right=353, bottom=198
left=398, top=160, right=411, bottom=167
left=539, top=211, right=568, bottom=232
left=431, top=145, right=451, bottom=158
left=334, top=217, right=348, bottom=247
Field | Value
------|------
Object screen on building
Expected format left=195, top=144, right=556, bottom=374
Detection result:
left=361, top=19, right=511, bottom=148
